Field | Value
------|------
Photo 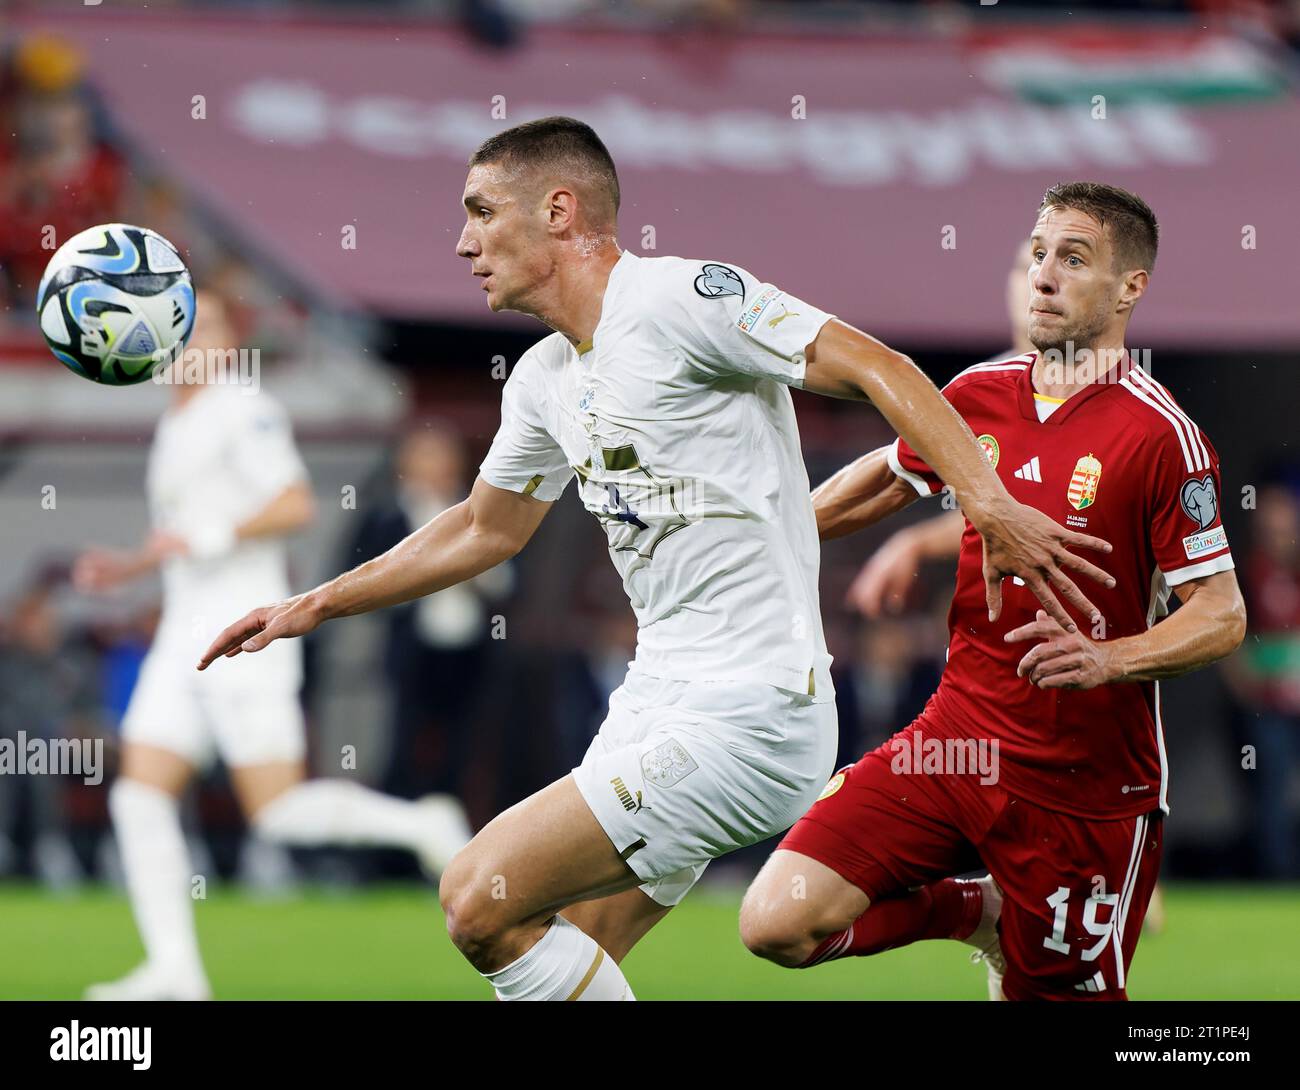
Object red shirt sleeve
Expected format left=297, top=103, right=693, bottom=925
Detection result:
left=1148, top=422, right=1234, bottom=587
left=885, top=378, right=977, bottom=497
left=886, top=432, right=944, bottom=497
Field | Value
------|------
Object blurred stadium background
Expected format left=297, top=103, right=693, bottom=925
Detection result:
left=1, top=0, right=1298, bottom=998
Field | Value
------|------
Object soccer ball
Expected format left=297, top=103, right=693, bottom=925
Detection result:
left=36, top=223, right=196, bottom=386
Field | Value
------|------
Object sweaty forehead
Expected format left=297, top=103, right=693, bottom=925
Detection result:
left=1032, top=207, right=1105, bottom=245
left=462, top=161, right=524, bottom=204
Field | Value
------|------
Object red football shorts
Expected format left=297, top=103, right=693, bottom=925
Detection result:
left=779, top=713, right=1163, bottom=1000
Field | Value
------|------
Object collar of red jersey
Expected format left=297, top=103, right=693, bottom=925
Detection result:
left=1018, top=349, right=1136, bottom=425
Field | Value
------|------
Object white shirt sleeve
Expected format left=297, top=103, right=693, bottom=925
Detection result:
left=478, top=357, right=574, bottom=502
left=228, top=392, right=309, bottom=505
left=654, top=259, right=835, bottom=386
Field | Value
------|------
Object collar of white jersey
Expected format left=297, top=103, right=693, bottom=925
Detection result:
left=575, top=249, right=635, bottom=357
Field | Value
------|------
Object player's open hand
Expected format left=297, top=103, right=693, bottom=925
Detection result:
left=72, top=549, right=138, bottom=593
left=974, top=498, right=1113, bottom=633
left=1005, top=609, right=1116, bottom=690
left=196, top=593, right=320, bottom=670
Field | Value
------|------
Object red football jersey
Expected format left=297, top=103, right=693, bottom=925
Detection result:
left=887, top=351, right=1235, bottom=820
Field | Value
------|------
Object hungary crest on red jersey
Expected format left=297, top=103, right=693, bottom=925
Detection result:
left=1068, top=454, right=1103, bottom=510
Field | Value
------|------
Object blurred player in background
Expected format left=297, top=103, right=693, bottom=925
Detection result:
left=198, top=119, right=1114, bottom=1001
left=75, top=291, right=470, bottom=1001
left=741, top=182, right=1244, bottom=1000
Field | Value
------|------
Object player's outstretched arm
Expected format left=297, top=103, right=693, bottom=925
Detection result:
left=197, top=476, right=550, bottom=669
left=77, top=483, right=317, bottom=597
left=1005, top=571, right=1247, bottom=689
left=846, top=511, right=966, bottom=618
left=801, top=319, right=1114, bottom=632
left=813, top=445, right=921, bottom=541
left=73, top=527, right=196, bottom=593
left=229, top=481, right=317, bottom=544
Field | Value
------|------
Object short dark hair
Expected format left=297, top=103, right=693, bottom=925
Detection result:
left=1038, top=181, right=1159, bottom=272
left=469, top=116, right=620, bottom=218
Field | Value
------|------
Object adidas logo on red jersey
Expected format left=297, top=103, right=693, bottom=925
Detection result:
left=1013, top=456, right=1042, bottom=482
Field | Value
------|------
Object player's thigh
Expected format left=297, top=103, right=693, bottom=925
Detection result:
left=228, top=759, right=307, bottom=819
left=740, top=847, right=871, bottom=951
left=440, top=773, right=643, bottom=937
left=985, top=803, right=1164, bottom=1000
left=118, top=741, right=196, bottom=798
left=560, top=887, right=674, bottom=963
left=777, top=725, right=986, bottom=907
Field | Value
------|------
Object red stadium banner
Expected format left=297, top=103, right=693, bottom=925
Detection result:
left=16, top=11, right=1300, bottom=347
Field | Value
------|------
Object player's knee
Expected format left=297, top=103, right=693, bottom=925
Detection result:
left=738, top=891, right=818, bottom=969
left=439, top=856, right=509, bottom=961
left=108, top=777, right=178, bottom=825
left=245, top=791, right=289, bottom=838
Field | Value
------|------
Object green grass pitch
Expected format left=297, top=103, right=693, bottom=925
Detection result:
left=2, top=882, right=1297, bottom=1000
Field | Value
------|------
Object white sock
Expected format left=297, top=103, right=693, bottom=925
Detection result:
left=484, top=916, right=635, bottom=1001
left=252, top=780, right=431, bottom=851
left=109, top=779, right=207, bottom=985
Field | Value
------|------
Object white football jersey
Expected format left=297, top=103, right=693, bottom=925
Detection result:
left=146, top=383, right=307, bottom=682
left=480, top=251, right=836, bottom=700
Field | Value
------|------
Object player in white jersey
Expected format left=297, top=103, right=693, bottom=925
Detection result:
left=76, top=291, right=471, bottom=1001
left=198, top=118, right=1115, bottom=1001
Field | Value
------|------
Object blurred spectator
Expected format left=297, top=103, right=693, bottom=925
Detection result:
left=0, top=575, right=104, bottom=888
left=0, top=34, right=125, bottom=317
left=834, top=614, right=945, bottom=766
left=94, top=607, right=160, bottom=731
left=554, top=609, right=639, bottom=771
left=1225, top=480, right=1300, bottom=878
left=347, top=424, right=511, bottom=803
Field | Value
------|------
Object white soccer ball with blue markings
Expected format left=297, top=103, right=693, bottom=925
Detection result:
left=36, top=223, right=195, bottom=386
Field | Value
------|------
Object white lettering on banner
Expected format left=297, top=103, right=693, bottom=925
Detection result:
left=228, top=85, right=1213, bottom=187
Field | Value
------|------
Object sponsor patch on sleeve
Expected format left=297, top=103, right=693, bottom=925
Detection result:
left=737, top=286, right=784, bottom=333
left=1183, top=525, right=1228, bottom=560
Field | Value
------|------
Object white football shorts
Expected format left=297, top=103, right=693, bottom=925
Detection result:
left=572, top=669, right=838, bottom=906
left=121, top=638, right=305, bottom=769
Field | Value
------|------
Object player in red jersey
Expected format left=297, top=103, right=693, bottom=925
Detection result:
left=740, top=182, right=1247, bottom=1000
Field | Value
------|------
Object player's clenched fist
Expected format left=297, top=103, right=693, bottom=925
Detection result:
left=196, top=593, right=322, bottom=670
left=1004, top=609, right=1115, bottom=690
